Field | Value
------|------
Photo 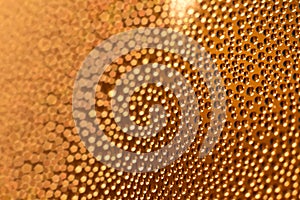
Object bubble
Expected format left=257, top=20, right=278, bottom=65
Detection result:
left=1, top=0, right=299, bottom=199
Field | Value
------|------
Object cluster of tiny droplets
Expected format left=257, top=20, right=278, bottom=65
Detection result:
left=0, top=0, right=299, bottom=199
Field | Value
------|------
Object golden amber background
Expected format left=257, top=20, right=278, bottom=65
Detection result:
left=0, top=0, right=299, bottom=199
